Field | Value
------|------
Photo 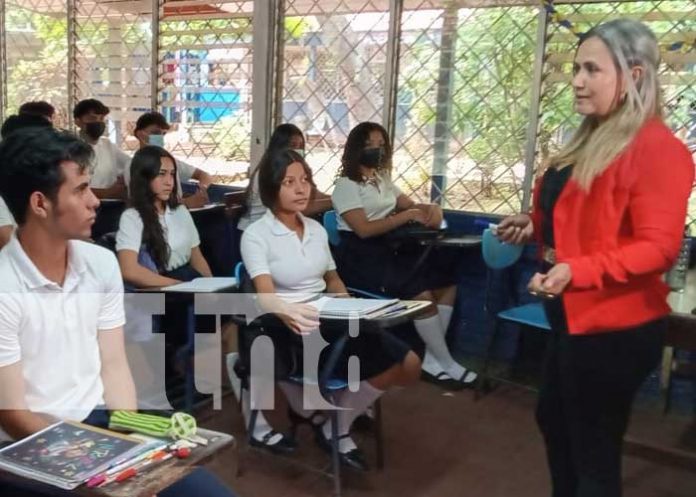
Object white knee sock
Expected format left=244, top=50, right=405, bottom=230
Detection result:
left=414, top=314, right=470, bottom=380
left=437, top=304, right=454, bottom=334
left=226, top=352, right=282, bottom=444
left=322, top=381, right=384, bottom=453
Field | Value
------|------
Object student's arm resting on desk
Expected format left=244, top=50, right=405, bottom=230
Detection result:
left=189, top=246, right=212, bottom=277
left=191, top=168, right=213, bottom=188
left=117, top=250, right=180, bottom=288
left=303, top=189, right=332, bottom=217
left=92, top=176, right=127, bottom=200
left=340, top=207, right=426, bottom=238
left=395, top=194, right=442, bottom=229
left=98, top=327, right=137, bottom=411
left=252, top=274, right=320, bottom=335
left=324, top=270, right=349, bottom=296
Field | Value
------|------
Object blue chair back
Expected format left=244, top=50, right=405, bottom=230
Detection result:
left=481, top=228, right=524, bottom=270
left=323, top=210, right=341, bottom=247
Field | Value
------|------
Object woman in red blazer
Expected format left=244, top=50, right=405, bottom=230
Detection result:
left=499, top=19, right=694, bottom=497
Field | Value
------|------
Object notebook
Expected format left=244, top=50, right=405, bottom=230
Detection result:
left=162, top=277, right=238, bottom=293
left=308, top=297, right=400, bottom=319
left=0, top=421, right=144, bottom=490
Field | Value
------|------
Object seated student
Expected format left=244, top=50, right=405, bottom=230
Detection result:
left=18, top=101, right=56, bottom=125
left=331, top=121, right=477, bottom=390
left=73, top=98, right=130, bottom=200
left=240, top=148, right=421, bottom=471
left=237, top=123, right=331, bottom=231
left=116, top=146, right=212, bottom=287
left=0, top=127, right=235, bottom=497
left=131, top=111, right=214, bottom=209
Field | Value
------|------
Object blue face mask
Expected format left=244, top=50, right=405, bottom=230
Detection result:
left=148, top=134, right=165, bottom=148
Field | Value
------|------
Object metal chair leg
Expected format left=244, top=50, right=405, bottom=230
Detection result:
left=661, top=346, right=675, bottom=414
left=374, top=399, right=384, bottom=470
left=477, top=318, right=501, bottom=400
left=330, top=410, right=342, bottom=497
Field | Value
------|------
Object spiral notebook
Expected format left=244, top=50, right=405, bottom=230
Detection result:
left=0, top=421, right=144, bottom=490
left=308, top=297, right=400, bottom=318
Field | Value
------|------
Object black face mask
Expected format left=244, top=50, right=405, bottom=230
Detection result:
left=360, top=147, right=384, bottom=168
left=84, top=122, right=106, bottom=140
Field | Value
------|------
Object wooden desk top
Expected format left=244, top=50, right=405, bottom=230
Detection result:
left=78, top=429, right=234, bottom=497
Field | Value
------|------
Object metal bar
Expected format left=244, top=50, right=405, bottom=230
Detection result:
left=520, top=5, right=549, bottom=212
left=250, top=0, right=279, bottom=166
left=0, top=0, right=6, bottom=123
left=272, top=0, right=285, bottom=130
left=67, top=0, right=77, bottom=131
left=151, top=0, right=160, bottom=110
left=382, top=0, right=403, bottom=139
left=430, top=1, right=459, bottom=204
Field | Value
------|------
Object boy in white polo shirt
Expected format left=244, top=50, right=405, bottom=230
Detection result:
left=0, top=128, right=236, bottom=497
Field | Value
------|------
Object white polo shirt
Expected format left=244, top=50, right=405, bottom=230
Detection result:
left=89, top=137, right=132, bottom=189
left=331, top=173, right=403, bottom=231
left=115, top=206, right=201, bottom=272
left=241, top=210, right=336, bottom=302
left=237, top=171, right=265, bottom=231
left=0, top=196, right=16, bottom=228
left=0, top=237, right=125, bottom=441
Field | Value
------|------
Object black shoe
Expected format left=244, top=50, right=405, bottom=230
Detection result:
left=352, top=412, right=374, bottom=432
left=315, top=427, right=369, bottom=472
left=421, top=370, right=477, bottom=391
left=249, top=430, right=297, bottom=455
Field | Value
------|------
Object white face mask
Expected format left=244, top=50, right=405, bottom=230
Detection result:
left=291, top=148, right=305, bottom=158
left=148, top=134, right=165, bottom=148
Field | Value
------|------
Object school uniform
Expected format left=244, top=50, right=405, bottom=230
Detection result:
left=0, top=196, right=16, bottom=228
left=331, top=173, right=458, bottom=299
left=88, top=137, right=131, bottom=189
left=116, top=205, right=200, bottom=273
left=240, top=210, right=418, bottom=380
left=0, top=237, right=236, bottom=497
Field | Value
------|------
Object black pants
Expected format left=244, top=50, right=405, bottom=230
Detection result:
left=537, top=300, right=665, bottom=497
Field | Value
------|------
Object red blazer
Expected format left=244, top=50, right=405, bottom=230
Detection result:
left=531, top=118, right=695, bottom=334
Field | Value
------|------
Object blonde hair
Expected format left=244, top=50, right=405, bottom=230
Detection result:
left=550, top=18, right=662, bottom=189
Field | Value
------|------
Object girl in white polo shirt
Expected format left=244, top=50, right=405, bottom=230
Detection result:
left=116, top=146, right=212, bottom=286
left=240, top=148, right=421, bottom=471
left=332, top=122, right=476, bottom=390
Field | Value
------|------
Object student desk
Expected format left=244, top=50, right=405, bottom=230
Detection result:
left=77, top=428, right=235, bottom=497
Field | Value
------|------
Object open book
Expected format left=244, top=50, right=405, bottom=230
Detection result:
left=0, top=421, right=144, bottom=490
left=162, top=277, right=238, bottom=293
left=308, top=297, right=400, bottom=319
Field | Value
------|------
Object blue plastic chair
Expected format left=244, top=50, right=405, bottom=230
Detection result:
left=479, top=228, right=551, bottom=396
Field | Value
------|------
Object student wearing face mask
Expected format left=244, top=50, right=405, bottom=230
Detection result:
left=131, top=112, right=214, bottom=209
left=237, top=123, right=331, bottom=231
left=331, top=122, right=477, bottom=390
left=73, top=99, right=130, bottom=200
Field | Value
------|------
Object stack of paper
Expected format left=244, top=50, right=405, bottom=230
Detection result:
left=163, top=277, right=238, bottom=293
left=308, top=297, right=400, bottom=319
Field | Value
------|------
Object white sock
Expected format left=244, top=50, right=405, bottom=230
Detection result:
left=227, top=353, right=283, bottom=445
left=414, top=314, right=472, bottom=381
left=322, top=381, right=384, bottom=453
left=437, top=304, right=453, bottom=334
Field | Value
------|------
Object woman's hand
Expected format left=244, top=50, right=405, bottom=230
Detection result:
left=400, top=208, right=427, bottom=225
left=497, top=214, right=533, bottom=245
left=422, top=204, right=443, bottom=229
left=527, top=263, right=572, bottom=297
left=279, top=303, right=320, bottom=335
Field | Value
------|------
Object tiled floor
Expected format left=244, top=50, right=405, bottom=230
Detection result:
left=199, top=382, right=696, bottom=497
